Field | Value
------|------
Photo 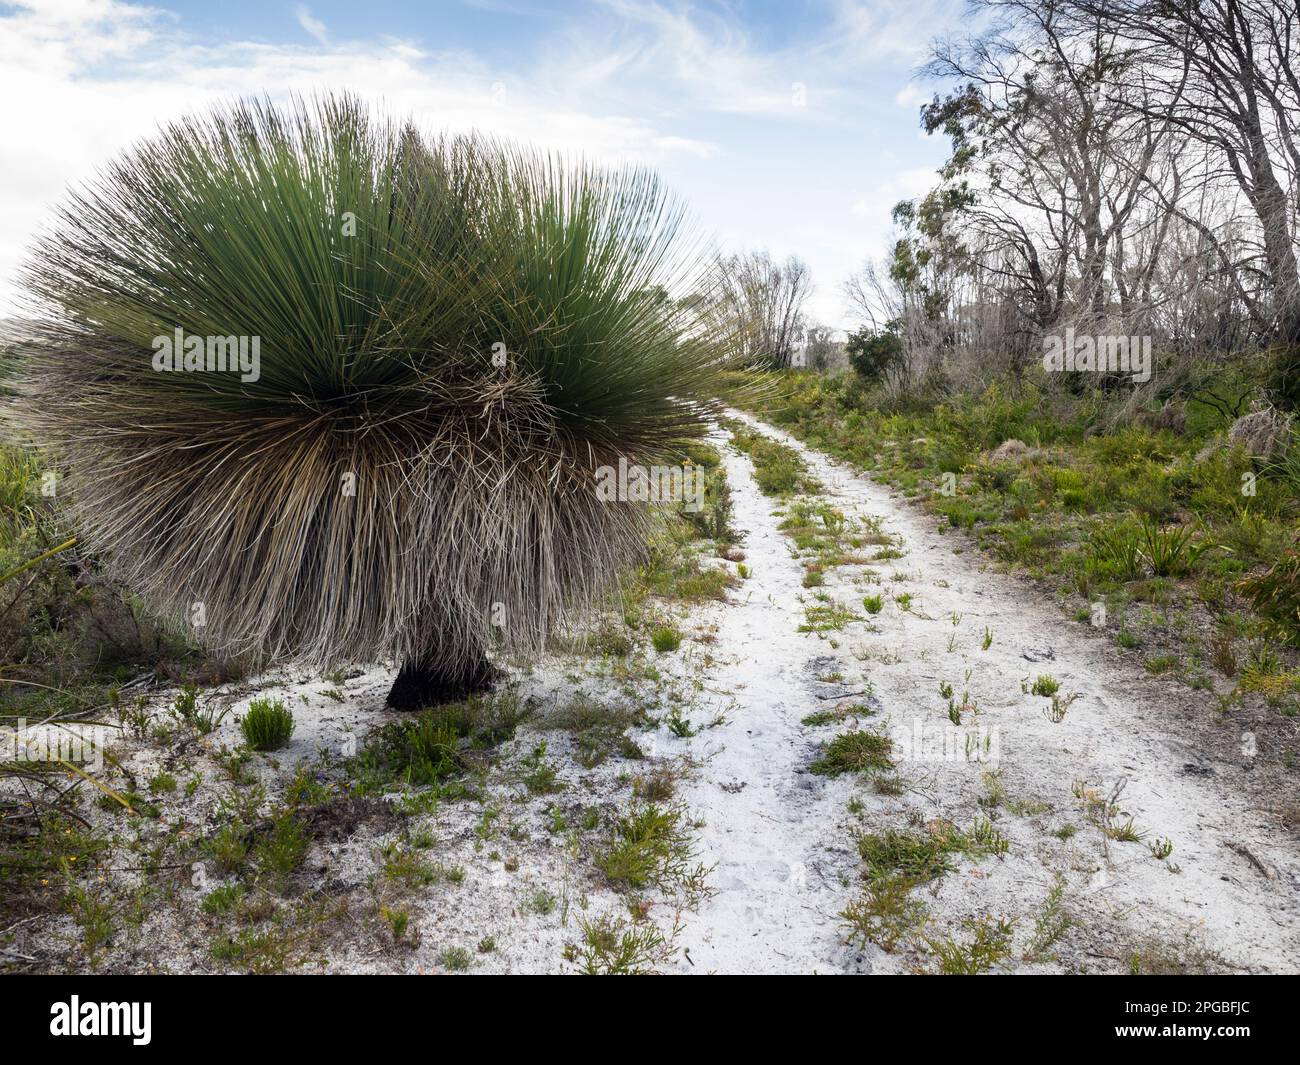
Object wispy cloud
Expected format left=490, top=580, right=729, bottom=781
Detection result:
left=0, top=0, right=956, bottom=326
left=895, top=83, right=930, bottom=109
left=829, top=0, right=964, bottom=63
left=587, top=0, right=805, bottom=116
left=295, top=5, right=329, bottom=47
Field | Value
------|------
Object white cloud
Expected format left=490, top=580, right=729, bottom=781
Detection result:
left=881, top=164, right=941, bottom=199
left=829, top=0, right=965, bottom=63
left=0, top=0, right=726, bottom=314
left=570, top=0, right=959, bottom=121
left=849, top=165, right=937, bottom=217
left=895, top=83, right=929, bottom=109
left=0, top=0, right=960, bottom=328
left=563, top=0, right=813, bottom=118
left=295, top=5, right=329, bottom=47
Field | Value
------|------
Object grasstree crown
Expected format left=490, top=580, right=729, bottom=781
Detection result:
left=12, top=94, right=726, bottom=706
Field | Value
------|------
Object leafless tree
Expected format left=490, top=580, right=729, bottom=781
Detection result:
left=864, top=0, right=1300, bottom=402
left=710, top=251, right=812, bottom=367
left=1075, top=0, right=1299, bottom=343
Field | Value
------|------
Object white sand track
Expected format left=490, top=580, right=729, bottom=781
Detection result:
left=664, top=428, right=866, bottom=973
left=666, top=413, right=1299, bottom=974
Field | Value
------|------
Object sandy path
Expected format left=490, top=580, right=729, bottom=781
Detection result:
left=666, top=430, right=864, bottom=974
left=671, top=414, right=1299, bottom=974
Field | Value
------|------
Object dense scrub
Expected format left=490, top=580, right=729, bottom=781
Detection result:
left=0, top=433, right=225, bottom=926
left=749, top=370, right=1300, bottom=715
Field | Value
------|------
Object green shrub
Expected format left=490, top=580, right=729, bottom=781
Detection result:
left=148, top=772, right=177, bottom=794
left=728, top=426, right=818, bottom=497
left=171, top=684, right=230, bottom=734
left=856, top=829, right=958, bottom=883
left=200, top=883, right=245, bottom=915
left=1139, top=516, right=1207, bottom=577
left=253, top=811, right=309, bottom=883
left=651, top=626, right=682, bottom=653
left=1089, top=522, right=1144, bottom=581
left=361, top=716, right=460, bottom=786
left=349, top=692, right=528, bottom=789
left=596, top=803, right=708, bottom=896
left=570, top=914, right=676, bottom=974
left=925, top=915, right=1017, bottom=974
left=589, top=627, right=633, bottom=657
left=841, top=875, right=929, bottom=952
left=1238, top=547, right=1300, bottom=645
left=681, top=462, right=736, bottom=542
left=1030, top=675, right=1060, bottom=697
left=240, top=697, right=294, bottom=751
left=845, top=322, right=904, bottom=384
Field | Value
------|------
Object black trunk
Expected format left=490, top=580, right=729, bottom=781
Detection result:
left=384, top=654, right=499, bottom=711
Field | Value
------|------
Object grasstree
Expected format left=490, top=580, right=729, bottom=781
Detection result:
left=11, top=95, right=726, bottom=709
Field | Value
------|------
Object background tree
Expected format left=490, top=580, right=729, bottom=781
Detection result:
left=799, top=323, right=843, bottom=371
left=1076, top=0, right=1300, bottom=401
left=710, top=251, right=812, bottom=368
left=845, top=321, right=906, bottom=386
left=872, top=0, right=1300, bottom=407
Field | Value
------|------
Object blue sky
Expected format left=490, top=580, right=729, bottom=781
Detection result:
left=0, top=0, right=968, bottom=326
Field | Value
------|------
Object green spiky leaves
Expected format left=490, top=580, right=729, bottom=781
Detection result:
left=13, top=94, right=726, bottom=675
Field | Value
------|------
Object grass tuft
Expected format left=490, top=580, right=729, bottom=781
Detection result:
left=240, top=698, right=294, bottom=751
left=810, top=729, right=893, bottom=776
